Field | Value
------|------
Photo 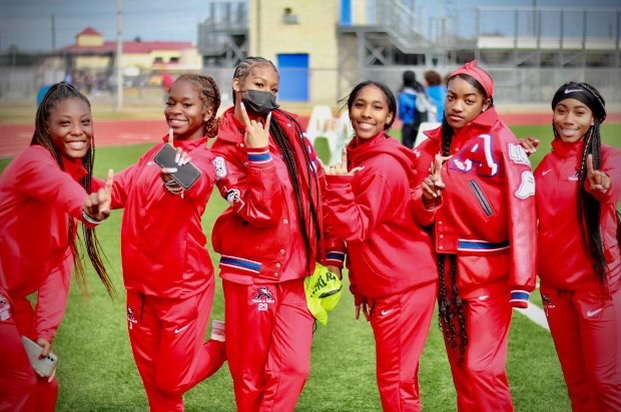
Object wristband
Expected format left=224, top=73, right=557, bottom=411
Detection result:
left=510, top=290, right=530, bottom=309
left=82, top=209, right=103, bottom=225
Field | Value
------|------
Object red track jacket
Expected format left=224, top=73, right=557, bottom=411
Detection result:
left=111, top=136, right=217, bottom=299
left=0, top=146, right=92, bottom=341
left=324, top=132, right=437, bottom=300
left=536, top=139, right=621, bottom=293
left=211, top=108, right=345, bottom=284
left=415, top=108, right=537, bottom=298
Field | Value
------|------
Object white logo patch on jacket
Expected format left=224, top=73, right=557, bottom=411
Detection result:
left=213, top=156, right=228, bottom=180
left=515, top=171, right=535, bottom=199
left=0, top=296, right=11, bottom=321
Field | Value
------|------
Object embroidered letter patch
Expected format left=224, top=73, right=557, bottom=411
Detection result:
left=508, top=143, right=531, bottom=166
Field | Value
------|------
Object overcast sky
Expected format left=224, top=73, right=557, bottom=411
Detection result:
left=1, top=0, right=210, bottom=51
left=1, top=0, right=619, bottom=52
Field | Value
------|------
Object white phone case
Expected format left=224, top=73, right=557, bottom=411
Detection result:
left=21, top=336, right=58, bottom=377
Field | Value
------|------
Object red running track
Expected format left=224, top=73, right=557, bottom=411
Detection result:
left=1, top=112, right=619, bottom=158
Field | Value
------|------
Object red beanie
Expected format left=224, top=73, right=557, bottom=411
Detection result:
left=449, top=60, right=494, bottom=98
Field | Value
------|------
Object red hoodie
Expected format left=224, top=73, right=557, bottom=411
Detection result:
left=324, top=132, right=437, bottom=299
left=0, top=145, right=91, bottom=341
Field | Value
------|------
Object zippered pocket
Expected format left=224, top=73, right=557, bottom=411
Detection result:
left=468, top=180, right=494, bottom=217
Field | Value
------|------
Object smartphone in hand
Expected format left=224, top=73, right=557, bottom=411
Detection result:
left=22, top=336, right=58, bottom=377
left=153, top=144, right=202, bottom=190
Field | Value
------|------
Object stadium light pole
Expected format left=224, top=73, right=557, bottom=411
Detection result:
left=116, top=0, right=124, bottom=110
left=51, top=14, right=56, bottom=51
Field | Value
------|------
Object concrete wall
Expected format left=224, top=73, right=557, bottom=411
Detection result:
left=249, top=0, right=340, bottom=104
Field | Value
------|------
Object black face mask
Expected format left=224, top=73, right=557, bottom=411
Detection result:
left=241, top=90, right=279, bottom=115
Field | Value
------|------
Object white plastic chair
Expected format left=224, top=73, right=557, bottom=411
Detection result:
left=305, top=105, right=333, bottom=147
left=414, top=121, right=441, bottom=148
left=329, top=110, right=354, bottom=165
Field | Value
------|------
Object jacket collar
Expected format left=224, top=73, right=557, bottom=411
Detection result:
left=456, top=107, right=499, bottom=137
left=551, top=138, right=585, bottom=158
left=348, top=131, right=387, bottom=154
left=62, top=155, right=88, bottom=182
left=160, top=134, right=208, bottom=150
left=424, top=107, right=500, bottom=142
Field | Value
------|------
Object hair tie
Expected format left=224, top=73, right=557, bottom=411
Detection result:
left=449, top=60, right=495, bottom=98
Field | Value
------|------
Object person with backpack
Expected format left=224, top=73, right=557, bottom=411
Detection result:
left=397, top=70, right=428, bottom=148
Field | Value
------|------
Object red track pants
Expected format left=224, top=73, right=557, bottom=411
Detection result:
left=368, top=281, right=438, bottom=412
left=541, top=285, right=621, bottom=411
left=0, top=288, right=58, bottom=412
left=445, top=291, right=515, bottom=412
left=126, top=280, right=226, bottom=412
left=223, top=277, right=314, bottom=412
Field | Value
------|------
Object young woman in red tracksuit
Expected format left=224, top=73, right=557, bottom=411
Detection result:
left=210, top=56, right=345, bottom=412
left=414, top=60, right=537, bottom=411
left=322, top=80, right=438, bottom=411
left=110, top=74, right=226, bottom=412
left=524, top=82, right=621, bottom=411
left=0, top=82, right=115, bottom=411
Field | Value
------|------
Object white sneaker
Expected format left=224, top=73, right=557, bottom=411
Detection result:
left=211, top=320, right=225, bottom=342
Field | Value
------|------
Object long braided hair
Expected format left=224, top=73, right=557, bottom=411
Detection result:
left=174, top=74, right=221, bottom=138
left=233, top=57, right=322, bottom=273
left=436, top=117, right=468, bottom=363
left=31, top=82, right=115, bottom=297
left=437, top=73, right=492, bottom=363
left=551, top=82, right=608, bottom=284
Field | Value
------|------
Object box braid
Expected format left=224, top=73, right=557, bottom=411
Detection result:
left=233, top=56, right=322, bottom=274
left=269, top=110, right=322, bottom=274
left=557, top=82, right=609, bottom=284
left=31, top=82, right=115, bottom=298
left=232, top=56, right=279, bottom=102
left=175, top=74, right=221, bottom=138
left=437, top=110, right=469, bottom=364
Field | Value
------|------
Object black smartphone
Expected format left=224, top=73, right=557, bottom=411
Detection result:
left=153, top=144, right=202, bottom=190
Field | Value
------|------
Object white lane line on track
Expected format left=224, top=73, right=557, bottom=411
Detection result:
left=516, top=303, right=550, bottom=331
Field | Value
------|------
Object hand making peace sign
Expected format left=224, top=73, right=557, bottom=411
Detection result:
left=322, top=149, right=364, bottom=176
left=586, top=154, right=611, bottom=193
left=241, top=101, right=271, bottom=148
left=421, top=153, right=449, bottom=200
left=83, top=168, right=114, bottom=221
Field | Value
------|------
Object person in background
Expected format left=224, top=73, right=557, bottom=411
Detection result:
left=322, top=80, right=438, bottom=411
left=414, top=60, right=537, bottom=411
left=110, top=74, right=226, bottom=412
left=522, top=82, right=621, bottom=411
left=210, top=56, right=345, bottom=412
left=424, top=70, right=447, bottom=121
left=161, top=73, right=175, bottom=102
left=397, top=70, right=427, bottom=149
left=36, top=84, right=53, bottom=107
left=0, top=82, right=115, bottom=411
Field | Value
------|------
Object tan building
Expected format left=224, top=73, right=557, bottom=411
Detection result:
left=248, top=0, right=341, bottom=104
left=199, top=0, right=621, bottom=105
left=55, top=27, right=202, bottom=78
